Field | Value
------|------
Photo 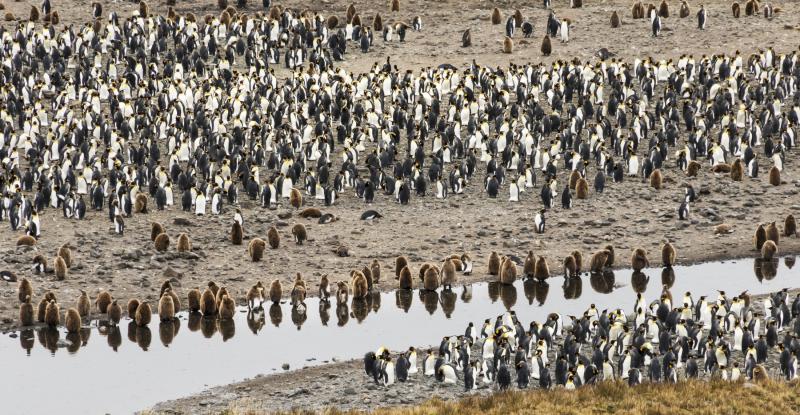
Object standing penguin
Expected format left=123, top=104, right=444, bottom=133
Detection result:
left=114, top=215, right=125, bottom=235
left=652, top=14, right=662, bottom=36
left=678, top=201, right=690, bottom=220
left=505, top=16, right=516, bottom=37
left=503, top=36, right=513, bottom=54
left=697, top=4, right=706, bottom=29
left=765, top=222, right=780, bottom=244
left=488, top=252, right=501, bottom=276
left=680, top=1, right=690, bottom=17
left=576, top=178, right=589, bottom=199
left=509, top=181, right=520, bottom=202
left=534, top=209, right=546, bottom=233
left=459, top=29, right=471, bottom=48
left=561, top=185, right=572, bottom=208
left=754, top=224, right=767, bottom=250
left=231, top=221, right=243, bottom=245
left=662, top=242, right=677, bottom=267
left=491, top=7, right=502, bottom=24
left=769, top=166, right=781, bottom=186
left=631, top=248, right=649, bottom=271
left=611, top=11, right=621, bottom=27
left=541, top=35, right=552, bottom=56
left=594, top=171, right=606, bottom=193
left=559, top=19, right=570, bottom=42
left=785, top=215, right=797, bottom=237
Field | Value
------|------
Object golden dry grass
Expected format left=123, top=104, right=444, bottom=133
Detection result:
left=215, top=380, right=800, bottom=415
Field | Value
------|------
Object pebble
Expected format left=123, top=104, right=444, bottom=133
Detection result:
left=173, top=218, right=194, bottom=226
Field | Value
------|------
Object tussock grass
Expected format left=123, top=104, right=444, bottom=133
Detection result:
left=219, top=380, right=800, bottom=415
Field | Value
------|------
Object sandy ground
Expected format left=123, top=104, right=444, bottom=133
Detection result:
left=4, top=0, right=800, bottom=72
left=150, top=290, right=794, bottom=414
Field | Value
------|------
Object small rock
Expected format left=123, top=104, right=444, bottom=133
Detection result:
left=173, top=218, right=194, bottom=226
left=282, top=363, right=290, bottom=370
left=163, top=267, right=184, bottom=280
left=287, top=388, right=309, bottom=398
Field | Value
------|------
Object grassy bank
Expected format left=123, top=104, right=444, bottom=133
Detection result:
left=218, top=380, right=800, bottom=415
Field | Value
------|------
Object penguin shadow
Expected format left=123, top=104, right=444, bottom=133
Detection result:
left=248, top=309, right=266, bottom=333
left=395, top=289, right=413, bottom=312
left=79, top=327, right=91, bottom=347
left=487, top=281, right=501, bottom=303
left=188, top=312, right=202, bottom=332
left=291, top=304, right=307, bottom=330
left=132, top=325, right=152, bottom=351
left=589, top=270, right=616, bottom=294
left=36, top=326, right=60, bottom=355
left=200, top=317, right=218, bottom=339
left=786, top=256, right=796, bottom=269
left=107, top=325, right=122, bottom=352
left=499, top=284, right=517, bottom=310
left=159, top=319, right=181, bottom=347
left=318, top=301, right=331, bottom=327
left=460, top=284, right=473, bottom=303
left=127, top=321, right=138, bottom=344
left=65, top=331, right=83, bottom=354
left=19, top=329, right=34, bottom=356
left=753, top=258, right=779, bottom=282
left=418, top=290, right=440, bottom=315
left=524, top=279, right=550, bottom=305
left=219, top=318, right=236, bottom=341
left=661, top=267, right=676, bottom=288
left=631, top=271, right=650, bottom=293
left=562, top=276, right=582, bottom=300
left=441, top=289, right=457, bottom=318
left=336, top=302, right=350, bottom=327
left=269, top=303, right=283, bottom=327
left=351, top=297, right=370, bottom=322
left=368, top=291, right=382, bottom=314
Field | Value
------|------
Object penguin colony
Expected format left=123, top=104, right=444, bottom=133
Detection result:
left=0, top=0, right=796, bottom=406
left=364, top=286, right=800, bottom=391
left=0, top=0, right=792, bottom=295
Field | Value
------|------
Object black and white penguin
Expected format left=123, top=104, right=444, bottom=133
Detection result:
left=462, top=29, right=471, bottom=47
left=652, top=14, right=662, bottom=37
left=594, top=171, right=605, bottom=193
left=534, top=209, right=546, bottom=233
left=412, top=16, right=422, bottom=31
left=748, top=157, right=759, bottom=178
left=509, top=181, right=520, bottom=202
left=522, top=21, right=534, bottom=38
left=486, top=175, right=499, bottom=198
left=114, top=215, right=125, bottom=235
left=361, top=210, right=383, bottom=220
left=697, top=5, right=706, bottom=29
left=678, top=201, right=690, bottom=220
left=497, top=361, right=511, bottom=390
left=561, top=185, right=572, bottom=209
left=505, top=16, right=516, bottom=38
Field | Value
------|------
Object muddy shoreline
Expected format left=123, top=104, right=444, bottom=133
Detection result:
left=149, top=288, right=797, bottom=414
